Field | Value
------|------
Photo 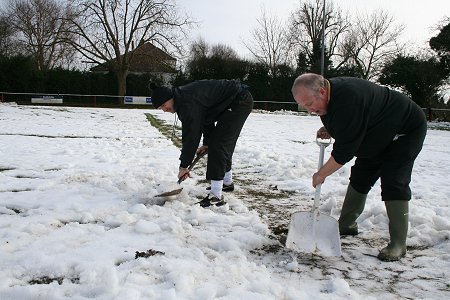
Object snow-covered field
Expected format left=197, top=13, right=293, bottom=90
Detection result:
left=0, top=103, right=449, bottom=299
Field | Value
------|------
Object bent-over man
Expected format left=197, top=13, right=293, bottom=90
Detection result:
left=291, top=73, right=427, bottom=261
left=151, top=79, right=253, bottom=208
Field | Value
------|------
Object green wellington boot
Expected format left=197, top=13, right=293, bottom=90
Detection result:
left=338, top=184, right=367, bottom=235
left=377, top=200, right=409, bottom=261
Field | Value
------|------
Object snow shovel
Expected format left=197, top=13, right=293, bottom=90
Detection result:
left=286, top=138, right=341, bottom=257
left=154, top=151, right=206, bottom=197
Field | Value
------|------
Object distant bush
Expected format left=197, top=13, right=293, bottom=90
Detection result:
left=0, top=54, right=152, bottom=96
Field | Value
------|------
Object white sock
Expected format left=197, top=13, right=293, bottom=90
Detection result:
left=210, top=180, right=223, bottom=199
left=223, top=170, right=233, bottom=185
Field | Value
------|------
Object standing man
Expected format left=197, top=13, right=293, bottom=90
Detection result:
left=291, top=73, right=427, bottom=261
left=151, top=79, right=253, bottom=207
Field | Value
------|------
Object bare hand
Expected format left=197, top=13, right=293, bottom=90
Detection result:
left=197, top=145, right=208, bottom=156
left=178, top=167, right=191, bottom=182
left=316, top=127, right=331, bottom=139
left=312, top=172, right=326, bottom=188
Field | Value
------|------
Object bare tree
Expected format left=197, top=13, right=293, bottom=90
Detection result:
left=210, top=43, right=239, bottom=60
left=340, top=9, right=405, bottom=79
left=244, top=8, right=291, bottom=77
left=66, top=0, right=192, bottom=96
left=289, top=0, right=350, bottom=74
left=187, top=39, right=239, bottom=62
left=6, top=0, right=75, bottom=70
left=0, top=14, right=18, bottom=57
left=189, top=37, right=209, bottom=59
left=186, top=38, right=246, bottom=80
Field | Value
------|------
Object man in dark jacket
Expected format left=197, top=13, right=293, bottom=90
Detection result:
left=151, top=79, right=253, bottom=207
left=291, top=73, right=427, bottom=261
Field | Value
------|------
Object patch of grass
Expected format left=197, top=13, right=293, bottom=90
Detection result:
left=0, top=167, right=15, bottom=172
left=243, top=188, right=296, bottom=200
left=145, top=113, right=182, bottom=148
left=15, top=175, right=39, bottom=179
left=234, top=179, right=295, bottom=197
left=29, top=276, right=79, bottom=285
left=407, top=245, right=430, bottom=251
left=291, top=140, right=308, bottom=144
left=0, top=133, right=103, bottom=139
left=2, top=189, right=33, bottom=193
left=135, top=249, right=165, bottom=259
left=197, top=179, right=209, bottom=185
left=5, top=206, right=22, bottom=214
left=44, top=168, right=61, bottom=172
left=250, top=244, right=284, bottom=256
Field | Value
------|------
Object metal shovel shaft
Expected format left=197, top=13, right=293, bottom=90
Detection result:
left=308, top=143, right=326, bottom=254
left=313, top=143, right=326, bottom=211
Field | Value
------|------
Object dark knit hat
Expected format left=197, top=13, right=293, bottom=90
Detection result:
left=151, top=86, right=173, bottom=108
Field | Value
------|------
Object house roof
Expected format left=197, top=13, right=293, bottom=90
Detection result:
left=91, top=43, right=177, bottom=73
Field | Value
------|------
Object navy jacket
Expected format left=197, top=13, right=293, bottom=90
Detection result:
left=173, top=79, right=242, bottom=168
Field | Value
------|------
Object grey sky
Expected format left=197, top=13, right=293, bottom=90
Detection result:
left=1, top=0, right=448, bottom=58
left=178, top=0, right=449, bottom=57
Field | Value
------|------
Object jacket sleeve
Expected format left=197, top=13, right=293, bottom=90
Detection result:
left=178, top=104, right=205, bottom=168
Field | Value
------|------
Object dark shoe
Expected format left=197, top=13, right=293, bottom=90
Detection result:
left=206, top=182, right=234, bottom=192
left=198, top=194, right=226, bottom=208
left=214, top=199, right=227, bottom=206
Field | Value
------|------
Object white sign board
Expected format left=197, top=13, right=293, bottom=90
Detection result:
left=124, top=96, right=152, bottom=105
left=31, top=95, right=63, bottom=104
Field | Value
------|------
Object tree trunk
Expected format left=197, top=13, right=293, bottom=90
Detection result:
left=115, top=70, right=128, bottom=102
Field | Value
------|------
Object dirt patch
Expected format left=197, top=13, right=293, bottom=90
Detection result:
left=135, top=249, right=165, bottom=259
left=28, top=276, right=79, bottom=285
left=1, top=188, right=33, bottom=193
left=0, top=167, right=15, bottom=172
left=2, top=206, right=23, bottom=214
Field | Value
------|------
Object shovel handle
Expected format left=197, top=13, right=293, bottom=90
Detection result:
left=313, top=140, right=331, bottom=209
left=177, top=151, right=206, bottom=184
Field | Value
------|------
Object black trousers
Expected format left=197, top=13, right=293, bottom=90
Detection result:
left=206, top=90, right=253, bottom=180
left=350, top=122, right=427, bottom=201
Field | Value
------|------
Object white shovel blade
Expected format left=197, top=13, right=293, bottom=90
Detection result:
left=286, top=211, right=341, bottom=257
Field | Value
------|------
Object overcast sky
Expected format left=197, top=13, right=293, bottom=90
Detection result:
left=177, top=0, right=450, bottom=58
left=0, top=0, right=447, bottom=59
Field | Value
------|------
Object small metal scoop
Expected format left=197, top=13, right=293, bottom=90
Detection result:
left=155, top=151, right=206, bottom=197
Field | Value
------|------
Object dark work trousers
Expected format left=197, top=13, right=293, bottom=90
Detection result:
left=206, top=90, right=253, bottom=180
left=349, top=122, right=427, bottom=201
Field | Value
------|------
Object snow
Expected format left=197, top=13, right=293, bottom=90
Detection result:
left=0, top=103, right=449, bottom=299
